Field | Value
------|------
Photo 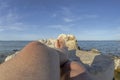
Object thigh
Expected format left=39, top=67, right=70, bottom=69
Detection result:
left=0, top=42, right=60, bottom=80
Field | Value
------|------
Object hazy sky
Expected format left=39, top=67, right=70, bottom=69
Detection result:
left=0, top=0, right=120, bottom=40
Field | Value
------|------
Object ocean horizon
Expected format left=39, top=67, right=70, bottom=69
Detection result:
left=0, top=40, right=120, bottom=56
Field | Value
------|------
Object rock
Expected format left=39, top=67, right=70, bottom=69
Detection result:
left=0, top=54, right=7, bottom=64
left=38, top=39, right=47, bottom=44
left=46, top=40, right=52, bottom=45
left=67, top=34, right=76, bottom=40
left=114, top=70, right=120, bottom=80
left=38, top=34, right=80, bottom=50
left=57, top=34, right=68, bottom=41
left=75, top=50, right=114, bottom=80
left=12, top=49, right=19, bottom=52
left=66, top=40, right=78, bottom=50
left=57, top=34, right=80, bottom=50
left=39, top=39, right=56, bottom=48
left=91, top=48, right=100, bottom=53
left=5, top=51, right=19, bottom=62
left=0, top=54, right=6, bottom=58
left=114, top=58, right=120, bottom=71
left=47, top=39, right=56, bottom=45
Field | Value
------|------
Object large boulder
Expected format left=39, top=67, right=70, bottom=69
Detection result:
left=90, top=48, right=100, bottom=54
left=75, top=50, right=114, bottom=80
left=38, top=34, right=80, bottom=50
left=57, top=34, right=80, bottom=50
left=39, top=39, right=56, bottom=48
left=114, top=57, right=120, bottom=71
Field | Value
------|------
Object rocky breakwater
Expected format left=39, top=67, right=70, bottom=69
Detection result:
left=39, top=34, right=80, bottom=50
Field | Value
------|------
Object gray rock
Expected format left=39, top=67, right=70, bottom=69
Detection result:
left=5, top=51, right=19, bottom=62
left=75, top=50, right=114, bottom=80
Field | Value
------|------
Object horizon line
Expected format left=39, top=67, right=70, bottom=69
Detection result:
left=0, top=40, right=119, bottom=41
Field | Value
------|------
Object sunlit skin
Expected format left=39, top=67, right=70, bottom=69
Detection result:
left=0, top=37, right=92, bottom=80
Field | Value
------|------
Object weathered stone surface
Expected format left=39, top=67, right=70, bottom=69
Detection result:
left=5, top=51, right=19, bottom=62
left=38, top=34, right=80, bottom=50
left=91, top=48, right=100, bottom=53
left=58, top=34, right=76, bottom=50
left=58, top=34, right=80, bottom=50
left=39, top=39, right=56, bottom=48
left=76, top=50, right=100, bottom=65
left=57, top=34, right=68, bottom=41
left=74, top=50, right=114, bottom=80
left=0, top=54, right=7, bottom=63
left=114, top=58, right=120, bottom=72
left=66, top=40, right=78, bottom=50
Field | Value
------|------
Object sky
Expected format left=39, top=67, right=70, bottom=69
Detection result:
left=0, top=0, right=120, bottom=40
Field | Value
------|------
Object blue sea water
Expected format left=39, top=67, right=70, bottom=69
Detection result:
left=78, top=41, right=120, bottom=56
left=0, top=41, right=31, bottom=54
left=0, top=41, right=120, bottom=56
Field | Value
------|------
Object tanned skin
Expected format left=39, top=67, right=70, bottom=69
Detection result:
left=0, top=37, right=92, bottom=80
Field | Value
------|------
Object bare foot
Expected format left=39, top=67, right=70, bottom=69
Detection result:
left=55, top=37, right=68, bottom=53
left=55, top=36, right=66, bottom=48
left=54, top=37, right=69, bottom=66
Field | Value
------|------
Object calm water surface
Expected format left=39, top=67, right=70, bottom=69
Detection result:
left=0, top=41, right=120, bottom=56
left=0, top=41, right=31, bottom=54
left=78, top=41, right=120, bottom=56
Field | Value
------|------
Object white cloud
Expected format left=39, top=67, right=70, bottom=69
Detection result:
left=63, top=14, right=98, bottom=23
left=52, top=7, right=99, bottom=23
left=0, top=1, right=25, bottom=32
left=49, top=24, right=74, bottom=32
left=63, top=18, right=74, bottom=22
left=83, top=14, right=99, bottom=19
left=0, top=9, right=20, bottom=24
left=0, top=22, right=31, bottom=31
left=52, top=7, right=75, bottom=22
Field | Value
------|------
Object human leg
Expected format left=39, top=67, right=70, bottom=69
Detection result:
left=0, top=41, right=60, bottom=80
left=60, top=61, right=93, bottom=80
left=56, top=37, right=93, bottom=80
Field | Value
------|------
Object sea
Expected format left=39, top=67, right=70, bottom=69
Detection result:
left=0, top=41, right=120, bottom=56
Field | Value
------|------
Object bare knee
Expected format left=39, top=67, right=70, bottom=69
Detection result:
left=26, top=41, right=45, bottom=47
left=61, top=61, right=86, bottom=80
left=19, top=41, right=48, bottom=56
left=70, top=61, right=86, bottom=71
left=23, top=41, right=47, bottom=50
left=70, top=61, right=86, bottom=77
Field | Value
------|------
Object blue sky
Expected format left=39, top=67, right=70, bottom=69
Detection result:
left=0, top=0, right=120, bottom=40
